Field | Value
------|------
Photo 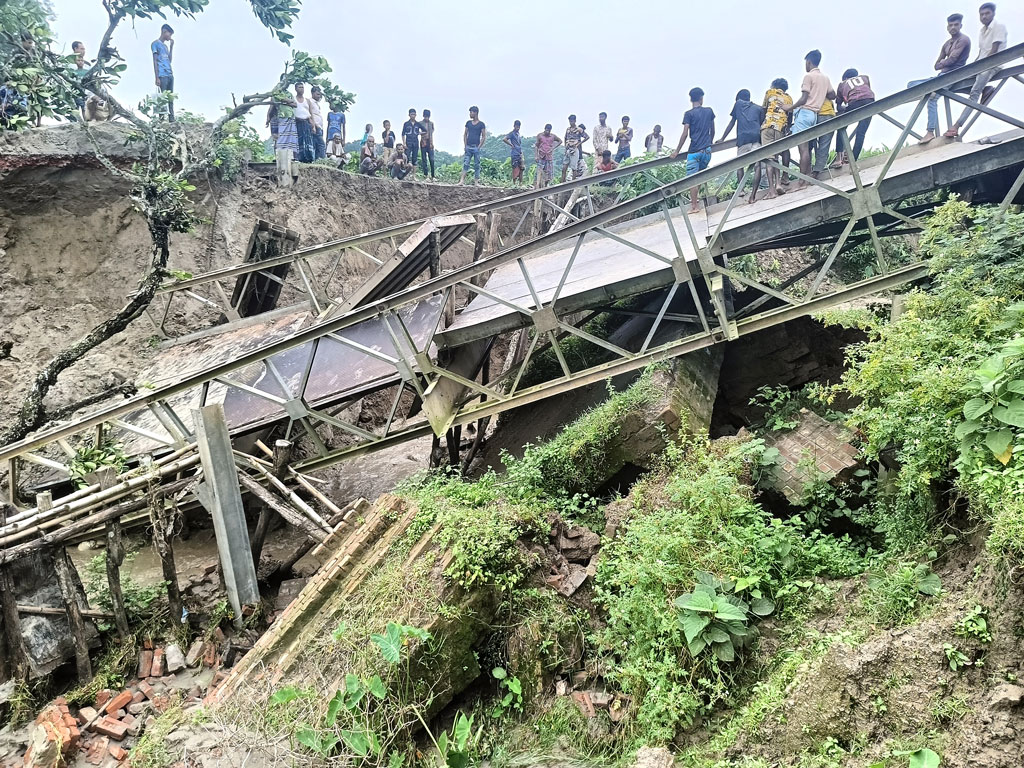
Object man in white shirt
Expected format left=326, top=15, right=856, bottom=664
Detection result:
left=310, top=85, right=326, bottom=160
left=291, top=83, right=314, bottom=163
left=945, top=2, right=1007, bottom=138
left=591, top=112, right=614, bottom=159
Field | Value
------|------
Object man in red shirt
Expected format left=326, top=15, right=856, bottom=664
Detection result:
left=833, top=68, right=876, bottom=167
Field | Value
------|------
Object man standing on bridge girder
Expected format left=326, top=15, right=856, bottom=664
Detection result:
left=670, top=87, right=716, bottom=214
left=781, top=50, right=834, bottom=189
left=907, top=13, right=971, bottom=145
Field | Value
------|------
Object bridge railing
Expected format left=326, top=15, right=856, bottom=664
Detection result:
left=2, top=42, right=1023, bottom=522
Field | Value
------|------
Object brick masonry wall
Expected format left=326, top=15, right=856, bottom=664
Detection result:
left=766, top=408, right=860, bottom=504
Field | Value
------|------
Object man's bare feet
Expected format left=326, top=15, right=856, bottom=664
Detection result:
left=775, top=186, right=786, bottom=195
left=943, top=126, right=960, bottom=139
left=918, top=131, right=936, bottom=145
left=748, top=193, right=758, bottom=204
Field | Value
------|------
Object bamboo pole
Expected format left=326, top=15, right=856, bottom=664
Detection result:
left=148, top=485, right=183, bottom=626
left=53, top=548, right=92, bottom=682
left=250, top=440, right=291, bottom=565
left=237, top=473, right=326, bottom=543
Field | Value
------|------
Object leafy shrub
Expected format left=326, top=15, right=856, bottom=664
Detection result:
left=675, top=572, right=774, bottom=662
left=864, top=559, right=941, bottom=626
left=833, top=201, right=1024, bottom=558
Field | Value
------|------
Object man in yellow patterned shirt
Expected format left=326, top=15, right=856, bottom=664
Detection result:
left=750, top=79, right=793, bottom=202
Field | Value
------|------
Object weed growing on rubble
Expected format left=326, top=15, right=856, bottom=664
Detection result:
left=593, top=438, right=868, bottom=744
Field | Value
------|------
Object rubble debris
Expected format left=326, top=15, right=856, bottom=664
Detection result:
left=23, top=699, right=80, bottom=768
left=764, top=408, right=860, bottom=505
left=164, top=643, right=186, bottom=674
left=558, top=524, right=601, bottom=563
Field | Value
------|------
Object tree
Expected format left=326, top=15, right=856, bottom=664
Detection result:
left=0, top=0, right=355, bottom=445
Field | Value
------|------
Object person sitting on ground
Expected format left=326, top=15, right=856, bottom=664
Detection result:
left=670, top=87, right=716, bottom=214
left=535, top=124, right=563, bottom=187
left=833, top=68, right=876, bottom=167
left=749, top=78, right=793, bottom=202
left=389, top=143, right=415, bottom=179
left=644, top=125, right=665, bottom=155
left=595, top=150, right=618, bottom=186
left=327, top=134, right=346, bottom=165
left=907, top=14, right=971, bottom=145
left=719, top=89, right=765, bottom=188
left=360, top=136, right=383, bottom=175
left=614, top=116, right=633, bottom=162
left=945, top=2, right=1008, bottom=139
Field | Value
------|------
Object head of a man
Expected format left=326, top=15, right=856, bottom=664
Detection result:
left=736, top=89, right=750, bottom=103
left=599, top=111, right=607, bottom=125
left=331, top=135, right=342, bottom=145
left=423, top=109, right=431, bottom=119
left=19, top=30, right=34, bottom=51
left=311, top=86, right=322, bottom=101
left=947, top=13, right=964, bottom=35
left=602, top=150, right=612, bottom=162
left=383, top=119, right=391, bottom=129
left=294, top=83, right=305, bottom=98
left=842, top=68, right=859, bottom=81
left=72, top=41, right=84, bottom=56
left=469, top=106, right=479, bottom=120
left=804, top=50, right=822, bottom=72
left=366, top=135, right=375, bottom=145
left=160, top=24, right=174, bottom=41
left=653, top=124, right=662, bottom=135
left=395, top=142, right=403, bottom=153
left=689, top=87, right=705, bottom=105
left=980, top=3, right=996, bottom=25
left=513, top=119, right=521, bottom=130
left=568, top=114, right=577, bottom=127
left=543, top=123, right=552, bottom=135
left=621, top=115, right=630, bottom=127
left=364, top=123, right=372, bottom=133
left=408, top=108, right=417, bottom=121
left=772, top=77, right=789, bottom=92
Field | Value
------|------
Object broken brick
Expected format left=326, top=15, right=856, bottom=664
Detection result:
left=571, top=691, right=595, bottom=718
left=94, top=689, right=114, bottom=708
left=138, top=680, right=156, bottom=700
left=93, top=716, right=128, bottom=741
left=138, top=649, right=154, bottom=678
left=151, top=647, right=164, bottom=677
left=109, top=743, right=129, bottom=761
left=78, top=705, right=98, bottom=724
left=106, top=690, right=133, bottom=715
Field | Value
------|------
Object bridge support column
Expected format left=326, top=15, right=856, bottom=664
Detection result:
left=193, top=404, right=260, bottom=628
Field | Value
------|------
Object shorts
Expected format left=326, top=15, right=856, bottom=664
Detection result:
left=511, top=154, right=523, bottom=169
left=685, top=148, right=712, bottom=176
left=538, top=157, right=554, bottom=177
left=760, top=127, right=785, bottom=144
left=792, top=107, right=817, bottom=134
left=737, top=142, right=760, bottom=156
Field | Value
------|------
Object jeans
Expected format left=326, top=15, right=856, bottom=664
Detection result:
left=463, top=146, right=481, bottom=179
left=613, top=146, right=630, bottom=162
left=956, top=67, right=997, bottom=127
left=837, top=98, right=874, bottom=159
left=296, top=118, right=314, bottom=163
left=313, top=127, right=326, bottom=160
left=420, top=146, right=435, bottom=177
left=907, top=78, right=942, bottom=134
left=158, top=75, right=174, bottom=121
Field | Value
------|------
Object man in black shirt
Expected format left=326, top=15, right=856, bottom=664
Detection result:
left=719, top=89, right=765, bottom=188
left=402, top=109, right=421, bottom=168
left=460, top=106, right=487, bottom=185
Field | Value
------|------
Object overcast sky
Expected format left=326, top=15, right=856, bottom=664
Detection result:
left=50, top=0, right=1024, bottom=153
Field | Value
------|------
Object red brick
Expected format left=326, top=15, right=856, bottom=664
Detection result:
left=138, top=680, right=156, bottom=701
left=93, top=716, right=128, bottom=741
left=151, top=648, right=165, bottom=677
left=78, top=705, right=98, bottom=724
left=108, top=743, right=129, bottom=761
left=138, top=649, right=154, bottom=678
left=106, top=690, right=133, bottom=715
left=95, top=689, right=114, bottom=708
left=131, top=690, right=145, bottom=704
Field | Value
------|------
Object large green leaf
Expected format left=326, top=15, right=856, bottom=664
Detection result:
left=687, top=634, right=708, bottom=657
left=963, top=398, right=993, bottom=420
left=366, top=675, right=387, bottom=700
left=975, top=354, right=1006, bottom=391
left=907, top=748, right=941, bottom=768
left=371, top=623, right=403, bottom=664
left=325, top=689, right=345, bottom=726
left=680, top=590, right=716, bottom=613
left=993, top=399, right=1024, bottom=428
left=750, top=597, right=776, bottom=617
left=984, top=428, right=1014, bottom=464
left=1006, top=379, right=1024, bottom=395
left=916, top=571, right=942, bottom=596
left=680, top=611, right=711, bottom=643
left=713, top=601, right=748, bottom=622
left=954, top=420, right=982, bottom=440
left=269, top=686, right=302, bottom=706
left=340, top=729, right=371, bottom=757
left=712, top=640, right=736, bottom=662
left=704, top=625, right=731, bottom=644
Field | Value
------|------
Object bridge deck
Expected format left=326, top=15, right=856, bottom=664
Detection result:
left=440, top=130, right=1024, bottom=347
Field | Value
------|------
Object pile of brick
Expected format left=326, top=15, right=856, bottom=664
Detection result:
left=21, top=699, right=79, bottom=768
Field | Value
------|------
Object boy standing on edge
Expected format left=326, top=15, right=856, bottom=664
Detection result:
left=503, top=120, right=524, bottom=184
left=419, top=109, right=436, bottom=179
left=945, top=2, right=1007, bottom=139
left=562, top=114, right=589, bottom=182
left=402, top=109, right=420, bottom=168
left=592, top=112, right=614, bottom=160
left=719, top=89, right=764, bottom=186
left=310, top=85, right=326, bottom=160
left=381, top=120, right=396, bottom=164
left=614, top=116, right=633, bottom=162
left=750, top=78, right=792, bottom=202
left=460, top=106, right=486, bottom=185
left=535, top=124, right=562, bottom=187
left=782, top=50, right=834, bottom=187
left=151, top=24, right=174, bottom=121
left=327, top=102, right=346, bottom=144
left=671, top=87, right=716, bottom=214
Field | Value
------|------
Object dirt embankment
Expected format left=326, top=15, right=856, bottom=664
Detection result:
left=0, top=124, right=514, bottom=432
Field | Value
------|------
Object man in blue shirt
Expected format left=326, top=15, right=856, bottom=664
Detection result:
left=503, top=120, right=524, bottom=184
left=460, top=106, right=486, bottom=185
left=671, top=87, right=716, bottom=214
left=151, top=24, right=174, bottom=122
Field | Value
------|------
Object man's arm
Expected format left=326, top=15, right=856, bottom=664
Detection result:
left=152, top=45, right=160, bottom=85
left=670, top=125, right=690, bottom=158
left=785, top=89, right=810, bottom=112
left=936, top=37, right=968, bottom=70
left=502, top=133, right=511, bottom=146
left=167, top=39, right=173, bottom=63
left=463, top=126, right=469, bottom=147
left=720, top=116, right=736, bottom=142
left=479, top=127, right=486, bottom=146
left=552, top=134, right=562, bottom=147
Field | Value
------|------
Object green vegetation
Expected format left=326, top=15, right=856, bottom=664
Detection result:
left=833, top=201, right=1024, bottom=558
